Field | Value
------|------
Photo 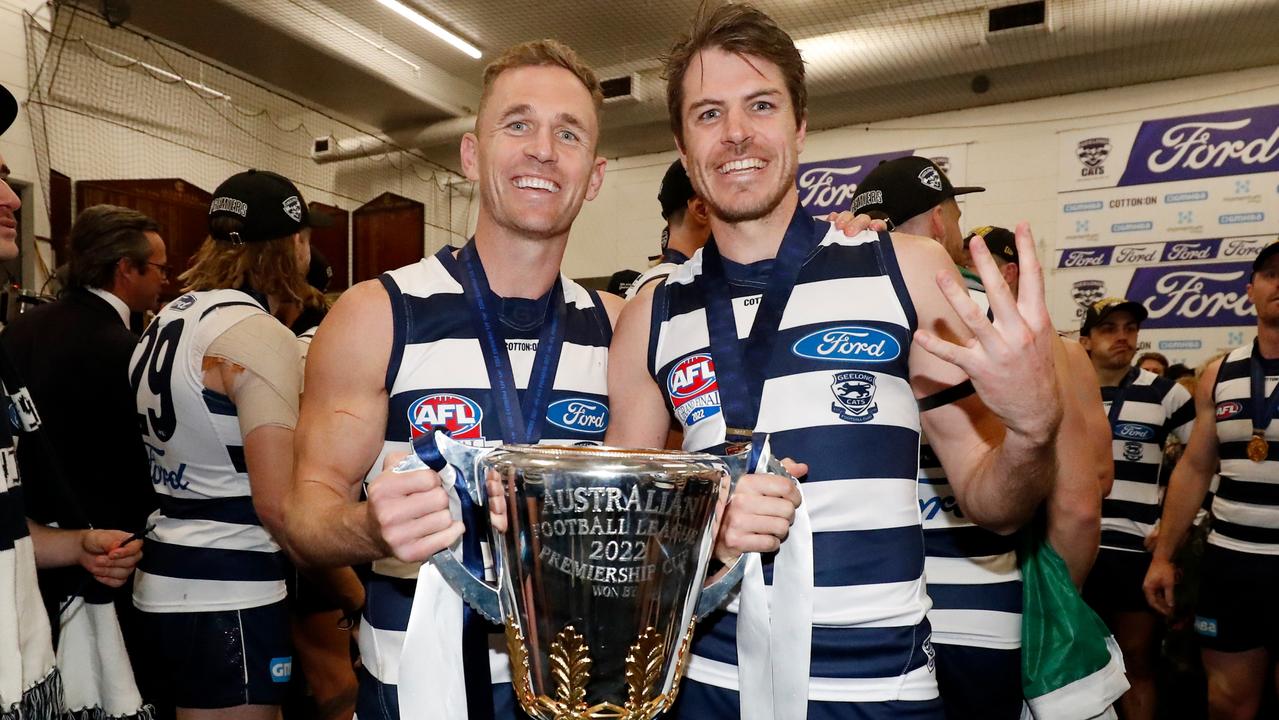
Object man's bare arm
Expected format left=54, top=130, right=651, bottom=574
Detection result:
left=1144, top=358, right=1221, bottom=615
left=604, top=285, right=673, bottom=450
left=286, top=280, right=398, bottom=567
left=901, top=227, right=1060, bottom=534
left=1046, top=338, right=1106, bottom=585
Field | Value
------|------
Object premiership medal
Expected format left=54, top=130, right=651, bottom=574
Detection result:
left=1249, top=432, right=1269, bottom=463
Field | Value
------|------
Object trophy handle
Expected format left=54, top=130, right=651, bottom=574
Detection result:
left=693, top=441, right=793, bottom=620
left=392, top=431, right=503, bottom=624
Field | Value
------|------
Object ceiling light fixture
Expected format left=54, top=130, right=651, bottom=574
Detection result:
left=374, top=0, right=481, bottom=60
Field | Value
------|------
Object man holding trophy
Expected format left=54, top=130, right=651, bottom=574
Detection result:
left=606, top=4, right=1063, bottom=718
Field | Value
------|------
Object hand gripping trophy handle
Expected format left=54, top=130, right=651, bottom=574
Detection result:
left=392, top=431, right=773, bottom=623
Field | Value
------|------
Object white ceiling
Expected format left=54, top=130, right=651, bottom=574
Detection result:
left=113, top=0, right=1279, bottom=167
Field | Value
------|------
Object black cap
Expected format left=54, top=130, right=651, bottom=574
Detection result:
left=851, top=156, right=985, bottom=227
left=657, top=160, right=696, bottom=220
left=966, top=225, right=1018, bottom=264
left=0, top=84, right=16, bottom=136
left=1080, top=297, right=1149, bottom=336
left=306, top=248, right=333, bottom=293
left=209, top=169, right=313, bottom=243
left=1253, top=241, right=1279, bottom=273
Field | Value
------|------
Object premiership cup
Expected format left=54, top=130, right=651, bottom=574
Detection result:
left=404, top=432, right=766, bottom=720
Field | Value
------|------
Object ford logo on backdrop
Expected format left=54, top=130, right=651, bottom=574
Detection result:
left=1114, top=423, right=1157, bottom=441
left=1118, top=104, right=1279, bottom=186
left=546, top=398, right=609, bottom=434
left=793, top=326, right=901, bottom=362
left=1127, top=262, right=1256, bottom=328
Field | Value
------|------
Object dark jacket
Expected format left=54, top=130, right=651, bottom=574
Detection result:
left=1, top=287, right=154, bottom=533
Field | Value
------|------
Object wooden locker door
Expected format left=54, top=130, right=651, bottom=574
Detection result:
left=307, top=202, right=350, bottom=292
left=353, top=192, right=425, bottom=283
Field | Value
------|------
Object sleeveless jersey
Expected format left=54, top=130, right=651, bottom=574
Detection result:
left=1210, top=344, right=1279, bottom=556
left=649, top=214, right=937, bottom=705
left=1100, top=368, right=1194, bottom=553
left=918, top=278, right=1021, bottom=651
left=130, top=290, right=287, bottom=612
left=358, top=247, right=613, bottom=688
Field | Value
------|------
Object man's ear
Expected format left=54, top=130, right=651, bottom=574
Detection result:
left=460, top=132, right=481, bottom=182
left=688, top=197, right=710, bottom=225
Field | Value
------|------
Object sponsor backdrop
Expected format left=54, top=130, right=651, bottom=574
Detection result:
left=797, top=144, right=971, bottom=216
left=1055, top=103, right=1279, bottom=365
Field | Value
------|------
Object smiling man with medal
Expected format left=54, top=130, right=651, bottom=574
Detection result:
left=1145, top=240, right=1279, bottom=719
left=606, top=4, right=1062, bottom=718
left=284, top=40, right=624, bottom=720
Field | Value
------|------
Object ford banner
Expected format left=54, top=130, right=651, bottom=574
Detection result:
left=797, top=144, right=971, bottom=215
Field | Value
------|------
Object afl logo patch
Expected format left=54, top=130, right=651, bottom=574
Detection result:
left=1216, top=400, right=1243, bottom=421
left=172, top=294, right=196, bottom=311
left=792, top=326, right=901, bottom=362
left=667, top=353, right=721, bottom=427
left=546, top=398, right=609, bottom=435
left=407, top=393, right=483, bottom=440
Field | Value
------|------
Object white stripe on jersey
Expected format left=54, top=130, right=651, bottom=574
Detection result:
left=132, top=570, right=283, bottom=611
left=804, top=478, right=920, bottom=533
left=398, top=339, right=609, bottom=395
left=926, top=610, right=1021, bottom=650
left=686, top=655, right=939, bottom=702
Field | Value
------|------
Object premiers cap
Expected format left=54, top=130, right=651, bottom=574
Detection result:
left=966, top=225, right=1018, bottom=264
left=1253, top=240, right=1279, bottom=273
left=209, top=169, right=316, bottom=243
left=657, top=160, right=696, bottom=220
left=1080, top=297, right=1148, bottom=336
left=851, top=156, right=985, bottom=227
left=0, top=84, right=16, bottom=136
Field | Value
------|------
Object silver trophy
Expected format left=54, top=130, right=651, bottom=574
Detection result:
left=400, top=432, right=777, bottom=720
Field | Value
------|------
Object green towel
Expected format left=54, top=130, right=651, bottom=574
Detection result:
left=1020, top=528, right=1129, bottom=719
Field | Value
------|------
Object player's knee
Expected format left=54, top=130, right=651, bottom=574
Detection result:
left=1206, top=678, right=1260, bottom=720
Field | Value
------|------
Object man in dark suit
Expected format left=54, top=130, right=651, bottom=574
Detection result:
left=1, top=204, right=167, bottom=702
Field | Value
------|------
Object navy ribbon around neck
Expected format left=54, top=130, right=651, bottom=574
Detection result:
left=1249, top=340, right=1279, bottom=438
left=699, top=209, right=817, bottom=433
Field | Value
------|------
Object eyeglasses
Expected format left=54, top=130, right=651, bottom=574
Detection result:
left=146, top=262, right=172, bottom=279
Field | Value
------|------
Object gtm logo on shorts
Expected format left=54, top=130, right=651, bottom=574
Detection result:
left=269, top=656, right=292, bottom=683
left=1194, top=617, right=1218, bottom=638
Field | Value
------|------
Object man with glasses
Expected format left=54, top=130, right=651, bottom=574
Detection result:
left=1, top=203, right=168, bottom=707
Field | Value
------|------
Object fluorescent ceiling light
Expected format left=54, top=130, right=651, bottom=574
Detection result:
left=374, top=0, right=481, bottom=59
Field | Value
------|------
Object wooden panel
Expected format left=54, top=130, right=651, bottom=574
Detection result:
left=49, top=170, right=71, bottom=257
left=353, top=192, right=424, bottom=283
left=75, top=178, right=212, bottom=303
left=307, top=201, right=350, bottom=292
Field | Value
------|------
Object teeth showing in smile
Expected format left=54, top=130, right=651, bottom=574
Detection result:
left=513, top=176, right=560, bottom=192
left=718, top=158, right=766, bottom=174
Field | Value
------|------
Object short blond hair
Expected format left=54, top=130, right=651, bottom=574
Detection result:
left=479, top=39, right=603, bottom=117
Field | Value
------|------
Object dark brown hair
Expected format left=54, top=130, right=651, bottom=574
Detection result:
left=66, top=204, right=160, bottom=290
left=663, top=2, right=807, bottom=147
left=479, top=39, right=604, bottom=116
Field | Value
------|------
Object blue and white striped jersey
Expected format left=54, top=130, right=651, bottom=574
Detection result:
left=130, top=289, right=286, bottom=612
left=358, top=247, right=613, bottom=689
left=1100, top=368, right=1194, bottom=553
left=649, top=211, right=937, bottom=706
left=1210, top=344, right=1279, bottom=556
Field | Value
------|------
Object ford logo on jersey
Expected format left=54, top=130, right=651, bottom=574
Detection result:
left=668, top=353, right=720, bottom=427
left=793, top=326, right=900, bottom=362
left=546, top=398, right=608, bottom=434
left=1216, top=400, right=1244, bottom=421
left=1114, top=423, right=1156, bottom=441
left=407, top=393, right=483, bottom=440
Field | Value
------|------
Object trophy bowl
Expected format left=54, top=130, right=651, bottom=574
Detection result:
left=426, top=436, right=738, bottom=720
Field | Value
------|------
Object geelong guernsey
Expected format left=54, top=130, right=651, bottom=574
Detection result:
left=1210, top=344, right=1279, bottom=556
left=649, top=210, right=936, bottom=707
left=130, top=290, right=287, bottom=612
left=359, top=247, right=613, bottom=689
left=1100, top=368, right=1194, bottom=553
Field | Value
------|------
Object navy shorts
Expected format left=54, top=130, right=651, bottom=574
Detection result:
left=1194, top=544, right=1279, bottom=653
left=1083, top=548, right=1154, bottom=615
left=932, top=643, right=1022, bottom=720
left=138, top=601, right=292, bottom=708
left=667, top=677, right=945, bottom=720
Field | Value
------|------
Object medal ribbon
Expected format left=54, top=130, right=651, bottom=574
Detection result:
left=446, top=239, right=567, bottom=718
left=699, top=209, right=818, bottom=430
left=1248, top=339, right=1279, bottom=461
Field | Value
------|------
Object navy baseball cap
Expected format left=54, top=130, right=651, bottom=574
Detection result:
left=0, top=84, right=17, bottom=136
left=1080, top=297, right=1148, bottom=336
left=851, top=156, right=984, bottom=227
left=657, top=160, right=696, bottom=220
left=209, top=169, right=319, bottom=243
